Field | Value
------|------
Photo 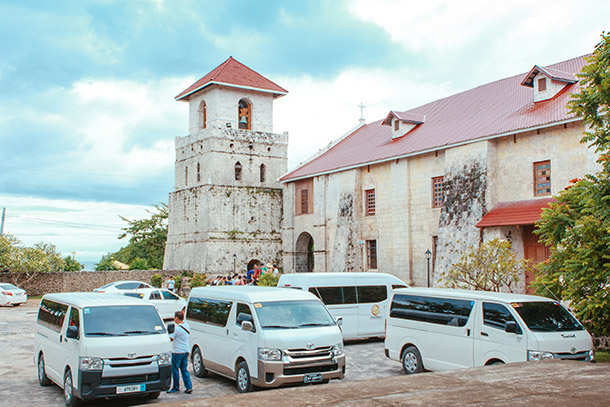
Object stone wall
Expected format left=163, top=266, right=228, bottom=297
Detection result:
left=0, top=270, right=184, bottom=296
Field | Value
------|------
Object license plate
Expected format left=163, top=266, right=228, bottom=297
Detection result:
left=304, top=373, right=323, bottom=383
left=116, top=384, right=145, bottom=394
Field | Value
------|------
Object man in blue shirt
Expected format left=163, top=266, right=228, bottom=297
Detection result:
left=167, top=311, right=193, bottom=394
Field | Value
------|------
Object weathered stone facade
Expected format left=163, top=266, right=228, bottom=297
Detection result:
left=164, top=73, right=287, bottom=274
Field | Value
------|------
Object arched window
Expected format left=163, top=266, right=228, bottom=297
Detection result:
left=197, top=162, right=201, bottom=183
left=260, top=164, right=266, bottom=182
left=199, top=100, right=207, bottom=129
left=238, top=99, right=251, bottom=130
left=235, top=162, right=242, bottom=181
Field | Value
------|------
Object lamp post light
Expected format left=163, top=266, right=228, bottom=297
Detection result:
left=233, top=254, right=237, bottom=276
left=425, top=249, right=432, bottom=287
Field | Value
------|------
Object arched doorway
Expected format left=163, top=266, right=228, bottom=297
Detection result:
left=295, top=232, right=314, bottom=273
left=247, top=259, right=261, bottom=273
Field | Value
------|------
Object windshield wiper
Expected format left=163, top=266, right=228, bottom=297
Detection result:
left=123, top=330, right=160, bottom=335
left=86, top=332, right=124, bottom=336
left=262, top=325, right=295, bottom=329
left=299, top=323, right=331, bottom=327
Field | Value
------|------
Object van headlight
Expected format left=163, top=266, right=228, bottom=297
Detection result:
left=157, top=352, right=171, bottom=366
left=527, top=350, right=555, bottom=361
left=587, top=349, right=595, bottom=362
left=80, top=357, right=104, bottom=371
left=332, top=343, right=344, bottom=357
left=258, top=348, right=282, bottom=361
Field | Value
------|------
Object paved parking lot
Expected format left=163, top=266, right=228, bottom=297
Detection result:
left=0, top=300, right=401, bottom=407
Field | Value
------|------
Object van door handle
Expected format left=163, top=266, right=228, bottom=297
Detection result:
left=466, top=329, right=470, bottom=336
left=480, top=332, right=489, bottom=337
left=59, top=335, right=63, bottom=342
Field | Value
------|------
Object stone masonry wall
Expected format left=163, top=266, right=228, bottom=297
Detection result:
left=0, top=270, right=183, bottom=296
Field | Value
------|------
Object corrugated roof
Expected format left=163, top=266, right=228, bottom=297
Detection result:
left=381, top=111, right=426, bottom=126
left=175, top=57, right=288, bottom=101
left=475, top=198, right=556, bottom=228
left=281, top=55, right=587, bottom=182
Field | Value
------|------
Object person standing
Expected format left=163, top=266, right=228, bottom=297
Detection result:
left=167, top=278, right=175, bottom=293
left=167, top=311, right=193, bottom=394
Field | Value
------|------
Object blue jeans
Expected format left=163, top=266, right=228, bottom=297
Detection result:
left=170, top=352, right=192, bottom=391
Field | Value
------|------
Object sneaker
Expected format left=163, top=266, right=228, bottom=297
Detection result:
left=166, top=389, right=180, bottom=393
left=185, top=389, right=192, bottom=394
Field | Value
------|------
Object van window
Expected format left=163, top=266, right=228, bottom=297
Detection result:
left=511, top=301, right=584, bottom=332
left=483, top=302, right=522, bottom=334
left=255, top=300, right=335, bottom=329
left=38, top=299, right=68, bottom=332
left=187, top=297, right=233, bottom=327
left=357, top=286, right=387, bottom=303
left=150, top=291, right=161, bottom=300
left=83, top=305, right=165, bottom=336
left=162, top=291, right=179, bottom=300
left=390, top=294, right=474, bottom=327
left=392, top=284, right=408, bottom=290
left=69, top=307, right=80, bottom=338
left=235, top=303, right=254, bottom=329
left=309, top=286, right=357, bottom=305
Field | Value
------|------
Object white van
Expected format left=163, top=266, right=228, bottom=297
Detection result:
left=277, top=272, right=408, bottom=340
left=34, top=293, right=172, bottom=406
left=186, top=286, right=345, bottom=392
left=384, top=288, right=595, bottom=374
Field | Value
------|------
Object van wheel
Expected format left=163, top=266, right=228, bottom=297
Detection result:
left=489, top=360, right=505, bottom=366
left=38, top=354, right=52, bottom=386
left=401, top=346, right=423, bottom=374
left=63, top=369, right=81, bottom=407
left=192, top=347, right=208, bottom=377
left=236, top=361, right=252, bottom=393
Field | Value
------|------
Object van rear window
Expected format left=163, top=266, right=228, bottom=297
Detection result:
left=38, top=300, right=68, bottom=332
left=357, top=286, right=387, bottom=303
left=187, top=297, right=233, bottom=327
left=309, top=286, right=357, bottom=305
left=390, top=294, right=474, bottom=327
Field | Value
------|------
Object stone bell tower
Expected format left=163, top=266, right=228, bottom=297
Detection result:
left=163, top=57, right=288, bottom=273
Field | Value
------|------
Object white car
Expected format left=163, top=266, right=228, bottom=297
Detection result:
left=93, top=280, right=152, bottom=293
left=121, top=288, right=186, bottom=321
left=0, top=283, right=28, bottom=306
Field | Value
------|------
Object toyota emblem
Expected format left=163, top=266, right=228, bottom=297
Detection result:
left=570, top=347, right=576, bottom=354
left=127, top=352, right=137, bottom=359
left=306, top=343, right=314, bottom=350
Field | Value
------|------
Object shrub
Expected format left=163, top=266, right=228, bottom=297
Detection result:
left=173, top=276, right=182, bottom=292
left=258, top=273, right=279, bottom=287
left=129, top=257, right=150, bottom=270
left=189, top=273, right=208, bottom=288
left=150, top=273, right=163, bottom=288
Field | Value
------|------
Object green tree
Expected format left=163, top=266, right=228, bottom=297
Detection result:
left=0, top=234, right=69, bottom=285
left=258, top=272, right=280, bottom=287
left=533, top=32, right=610, bottom=336
left=94, top=253, right=119, bottom=271
left=440, top=239, right=527, bottom=293
left=63, top=256, right=84, bottom=271
left=129, top=257, right=150, bottom=270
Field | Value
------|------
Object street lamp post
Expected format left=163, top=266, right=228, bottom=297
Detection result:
left=425, top=249, right=432, bottom=287
left=233, top=254, right=237, bottom=276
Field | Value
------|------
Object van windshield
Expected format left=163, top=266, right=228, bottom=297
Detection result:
left=83, top=305, right=166, bottom=336
left=511, top=301, right=584, bottom=332
left=255, top=300, right=335, bottom=329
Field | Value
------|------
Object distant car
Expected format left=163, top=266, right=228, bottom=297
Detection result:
left=0, top=283, right=28, bottom=306
left=120, top=288, right=186, bottom=321
left=92, top=280, right=152, bottom=293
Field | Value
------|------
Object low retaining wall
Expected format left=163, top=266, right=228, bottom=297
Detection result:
left=0, top=270, right=184, bottom=296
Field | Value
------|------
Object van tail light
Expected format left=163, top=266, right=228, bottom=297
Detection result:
left=2, top=292, right=12, bottom=296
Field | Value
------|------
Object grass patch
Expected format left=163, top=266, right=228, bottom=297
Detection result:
left=28, top=295, right=42, bottom=300
left=596, top=351, right=610, bottom=363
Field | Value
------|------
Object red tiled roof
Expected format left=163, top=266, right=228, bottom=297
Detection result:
left=175, top=57, right=288, bottom=101
left=476, top=198, right=556, bottom=228
left=521, top=64, right=577, bottom=87
left=281, top=55, right=587, bottom=182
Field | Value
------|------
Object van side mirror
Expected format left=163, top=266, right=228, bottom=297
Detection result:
left=241, top=321, right=254, bottom=332
left=66, top=326, right=79, bottom=339
left=505, top=321, right=519, bottom=334
left=167, top=324, right=175, bottom=334
left=335, top=317, right=343, bottom=327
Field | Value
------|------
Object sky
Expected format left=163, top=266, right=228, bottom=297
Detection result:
left=1, top=0, right=608, bottom=267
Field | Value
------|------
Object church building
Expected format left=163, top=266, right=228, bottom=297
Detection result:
left=163, top=57, right=288, bottom=273
left=280, top=55, right=600, bottom=293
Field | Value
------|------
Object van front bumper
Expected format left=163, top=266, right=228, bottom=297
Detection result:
left=253, top=354, right=345, bottom=388
left=76, top=365, right=171, bottom=400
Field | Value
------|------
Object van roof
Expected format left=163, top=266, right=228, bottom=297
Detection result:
left=278, top=272, right=407, bottom=284
left=42, top=292, right=152, bottom=308
left=189, top=286, right=319, bottom=302
left=393, top=287, right=554, bottom=303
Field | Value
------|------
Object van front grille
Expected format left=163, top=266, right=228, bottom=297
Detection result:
left=283, top=363, right=338, bottom=376
left=100, top=374, right=159, bottom=386
left=555, top=351, right=589, bottom=361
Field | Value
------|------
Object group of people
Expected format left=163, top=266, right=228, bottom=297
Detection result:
left=210, top=263, right=279, bottom=286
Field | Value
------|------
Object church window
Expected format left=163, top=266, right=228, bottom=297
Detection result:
left=238, top=99, right=251, bottom=130
left=200, top=101, right=207, bottom=129
left=538, top=78, right=547, bottom=92
left=366, top=240, right=377, bottom=269
left=295, top=179, right=313, bottom=215
left=197, top=163, right=201, bottom=183
left=394, top=120, right=399, bottom=131
left=235, top=162, right=242, bottom=181
left=432, top=176, right=445, bottom=208
left=185, top=166, right=189, bottom=186
left=260, top=164, right=266, bottom=182
left=365, top=189, right=376, bottom=216
left=534, top=160, right=551, bottom=196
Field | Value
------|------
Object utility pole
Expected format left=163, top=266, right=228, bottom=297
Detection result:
left=0, top=207, right=5, bottom=236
